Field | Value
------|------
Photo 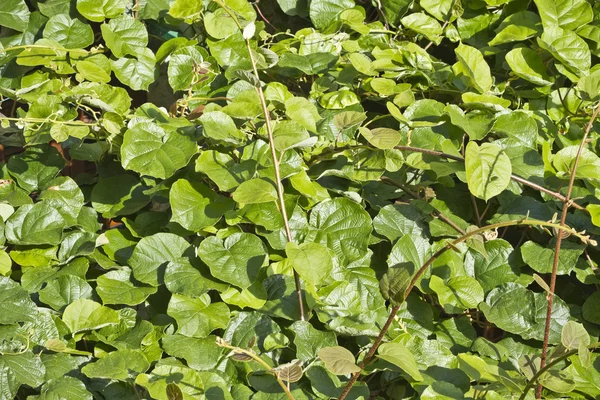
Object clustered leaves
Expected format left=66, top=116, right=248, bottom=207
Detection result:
left=0, top=0, right=600, bottom=399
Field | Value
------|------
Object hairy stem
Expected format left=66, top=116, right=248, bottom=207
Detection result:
left=537, top=103, right=600, bottom=398
left=337, top=218, right=596, bottom=400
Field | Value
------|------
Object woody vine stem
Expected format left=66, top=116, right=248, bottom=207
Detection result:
left=536, top=102, right=600, bottom=398
left=214, top=1, right=306, bottom=322
left=337, top=217, right=597, bottom=400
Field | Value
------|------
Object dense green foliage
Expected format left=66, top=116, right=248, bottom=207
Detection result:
left=1, top=0, right=600, bottom=398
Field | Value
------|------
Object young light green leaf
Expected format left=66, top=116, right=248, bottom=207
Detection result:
left=77, top=0, right=126, bottom=22
left=377, top=342, right=423, bottom=381
left=286, top=242, right=333, bottom=287
left=465, top=142, right=512, bottom=201
left=561, top=321, right=590, bottom=350
left=0, top=0, right=30, bottom=32
left=232, top=178, right=278, bottom=205
left=454, top=43, right=492, bottom=94
left=359, top=127, right=401, bottom=149
left=62, top=299, right=119, bottom=333
left=318, top=346, right=361, bottom=375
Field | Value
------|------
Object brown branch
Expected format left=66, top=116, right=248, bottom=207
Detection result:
left=536, top=103, right=600, bottom=398
left=394, top=146, right=586, bottom=211
left=337, top=219, right=596, bottom=400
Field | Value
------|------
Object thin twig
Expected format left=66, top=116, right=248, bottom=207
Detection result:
left=214, top=0, right=306, bottom=321
left=470, top=194, right=482, bottom=226
left=394, top=146, right=586, bottom=211
left=337, top=218, right=596, bottom=400
left=536, top=103, right=600, bottom=398
left=424, top=20, right=450, bottom=51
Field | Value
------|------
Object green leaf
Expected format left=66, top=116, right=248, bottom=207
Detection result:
left=582, top=291, right=600, bottom=324
left=77, top=0, right=126, bottom=22
left=553, top=145, right=600, bottom=181
left=43, top=14, right=94, bottom=49
left=111, top=48, right=157, bottom=91
left=82, top=349, right=149, bottom=381
left=505, top=47, right=553, bottom=86
left=465, top=239, right=519, bottom=292
left=62, top=299, right=119, bottom=333
left=429, top=275, right=484, bottom=313
left=38, top=275, right=93, bottom=311
left=480, top=283, right=570, bottom=343
left=96, top=267, right=157, bottom=306
left=373, top=204, right=427, bottom=242
left=310, top=198, right=373, bottom=265
left=533, top=0, right=593, bottom=31
left=290, top=321, right=337, bottom=362
left=167, top=46, right=205, bottom=91
left=0, top=276, right=37, bottom=324
left=121, top=122, right=197, bottom=179
left=232, top=178, right=278, bottom=205
left=272, top=120, right=312, bottom=152
left=39, top=176, right=85, bottom=225
left=197, top=233, right=267, bottom=289
left=168, top=0, right=202, bottom=19
left=101, top=17, right=148, bottom=58
left=36, top=376, right=93, bottom=400
left=6, top=203, right=67, bottom=245
left=538, top=26, right=591, bottom=75
left=454, top=43, right=493, bottom=94
left=377, top=342, right=424, bottom=381
left=285, top=97, right=322, bottom=133
left=521, top=240, right=584, bottom=275
left=286, top=242, right=333, bottom=287
left=561, top=321, right=590, bottom=350
left=164, top=258, right=206, bottom=298
left=0, top=352, right=45, bottom=398
left=401, top=12, right=443, bottom=43
left=318, top=346, right=361, bottom=375
left=0, top=0, right=30, bottom=31
left=465, top=142, right=512, bottom=201
left=7, top=144, right=65, bottom=192
left=488, top=11, right=540, bottom=46
left=129, top=233, right=191, bottom=286
left=170, top=179, right=233, bottom=232
left=204, top=9, right=239, bottom=39
left=195, top=150, right=255, bottom=192
left=577, top=69, right=600, bottom=101
left=359, top=127, right=401, bottom=149
left=91, top=174, right=150, bottom=218
left=309, top=0, right=355, bottom=29
left=200, top=111, right=246, bottom=144
left=162, top=334, right=222, bottom=371
left=167, top=294, right=230, bottom=338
